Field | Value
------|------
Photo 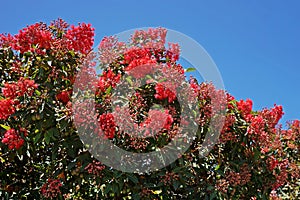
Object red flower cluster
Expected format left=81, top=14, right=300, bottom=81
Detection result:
left=98, top=113, right=116, bottom=139
left=236, top=99, right=253, bottom=121
left=141, top=109, right=174, bottom=136
left=1, top=129, right=25, bottom=150
left=13, top=23, right=53, bottom=54
left=98, top=36, right=126, bottom=65
left=166, top=43, right=180, bottom=62
left=154, top=83, right=177, bottom=103
left=0, top=33, right=14, bottom=48
left=0, top=99, right=16, bottom=120
left=84, top=160, right=105, bottom=176
left=97, top=70, right=121, bottom=94
left=65, top=23, right=95, bottom=54
left=131, top=27, right=167, bottom=49
left=2, top=77, right=38, bottom=99
left=261, top=105, right=284, bottom=129
left=0, top=20, right=95, bottom=56
left=40, top=178, right=63, bottom=199
left=56, top=89, right=72, bottom=104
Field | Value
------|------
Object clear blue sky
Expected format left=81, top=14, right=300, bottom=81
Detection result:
left=1, top=0, right=299, bottom=125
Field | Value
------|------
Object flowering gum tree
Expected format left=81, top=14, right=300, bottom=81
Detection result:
left=0, top=19, right=299, bottom=199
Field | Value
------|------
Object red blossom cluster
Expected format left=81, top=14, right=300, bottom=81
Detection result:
left=236, top=99, right=253, bottom=121
left=267, top=156, right=289, bottom=189
left=2, top=77, right=38, bottom=99
left=0, top=99, right=16, bottom=120
left=0, top=19, right=94, bottom=55
left=141, top=109, right=174, bottom=136
left=1, top=128, right=25, bottom=150
left=122, top=47, right=157, bottom=78
left=0, top=33, right=15, bottom=48
left=12, top=23, right=52, bottom=54
left=154, top=83, right=177, bottom=103
left=56, top=89, right=72, bottom=104
left=166, top=43, right=180, bottom=62
left=65, top=23, right=95, bottom=54
left=131, top=27, right=167, bottom=49
left=98, top=36, right=126, bottom=65
left=97, top=70, right=121, bottom=94
left=225, top=164, right=252, bottom=187
left=40, top=179, right=63, bottom=199
left=84, top=160, right=105, bottom=176
left=246, top=105, right=284, bottom=153
left=98, top=113, right=116, bottom=139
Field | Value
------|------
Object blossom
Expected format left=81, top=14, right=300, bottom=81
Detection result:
left=40, top=178, right=63, bottom=199
left=125, top=59, right=157, bottom=78
left=0, top=99, right=16, bottom=120
left=12, top=23, right=53, bottom=54
left=65, top=23, right=95, bottom=54
left=154, top=82, right=177, bottom=103
left=2, top=77, right=38, bottom=99
left=98, top=36, right=126, bottom=65
left=56, top=89, right=72, bottom=104
left=98, top=113, right=116, bottom=139
left=1, top=129, right=25, bottom=150
left=0, top=33, right=15, bottom=48
left=84, top=160, right=105, bottom=176
left=167, top=43, right=180, bottom=62
left=97, top=70, right=121, bottom=94
left=131, top=27, right=167, bottom=49
left=141, top=109, right=174, bottom=136
left=236, top=99, right=253, bottom=121
left=261, top=105, right=284, bottom=129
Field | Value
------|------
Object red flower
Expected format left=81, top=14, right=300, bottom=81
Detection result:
left=97, top=70, right=121, bottom=94
left=1, top=129, right=25, bottom=150
left=154, top=83, right=177, bottom=103
left=2, top=77, right=38, bottom=99
left=84, top=160, right=105, bottom=176
left=98, top=113, right=116, bottom=139
left=236, top=99, right=253, bottom=121
left=56, top=89, right=72, bottom=104
left=41, top=178, right=63, bottom=199
left=65, top=23, right=95, bottom=54
left=12, top=23, right=53, bottom=54
left=0, top=99, right=16, bottom=120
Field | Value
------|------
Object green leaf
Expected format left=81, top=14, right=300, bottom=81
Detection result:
left=105, top=86, right=112, bottom=95
left=125, top=76, right=133, bottom=86
left=44, top=132, right=51, bottom=144
left=34, top=132, right=42, bottom=144
left=0, top=124, right=11, bottom=130
left=35, top=90, right=41, bottom=96
left=185, top=67, right=196, bottom=72
left=104, top=184, right=112, bottom=194
left=173, top=181, right=181, bottom=190
left=127, top=173, right=138, bottom=184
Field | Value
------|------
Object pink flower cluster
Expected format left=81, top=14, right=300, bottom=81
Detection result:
left=98, top=36, right=126, bottom=65
left=131, top=27, right=167, bottom=49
